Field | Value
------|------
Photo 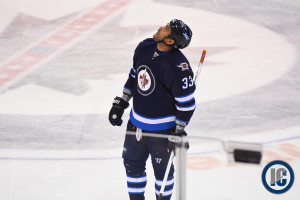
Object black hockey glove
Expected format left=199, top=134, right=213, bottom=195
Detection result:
left=167, top=125, right=189, bottom=152
left=109, top=96, right=129, bottom=126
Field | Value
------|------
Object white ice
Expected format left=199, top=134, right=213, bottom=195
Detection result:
left=0, top=0, right=299, bottom=199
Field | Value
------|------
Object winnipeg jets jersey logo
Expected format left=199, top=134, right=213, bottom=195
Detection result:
left=137, top=65, right=155, bottom=96
left=177, top=62, right=189, bottom=71
left=139, top=73, right=149, bottom=89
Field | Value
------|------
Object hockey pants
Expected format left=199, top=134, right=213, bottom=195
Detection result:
left=122, top=120, right=175, bottom=200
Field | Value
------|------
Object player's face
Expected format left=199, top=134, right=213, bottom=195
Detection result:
left=153, top=23, right=172, bottom=42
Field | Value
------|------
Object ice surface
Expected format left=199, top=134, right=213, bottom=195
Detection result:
left=0, top=0, right=299, bottom=199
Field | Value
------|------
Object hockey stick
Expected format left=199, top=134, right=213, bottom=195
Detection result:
left=158, top=150, right=175, bottom=200
left=194, top=49, right=207, bottom=85
left=157, top=50, right=207, bottom=200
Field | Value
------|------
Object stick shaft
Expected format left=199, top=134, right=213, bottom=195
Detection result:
left=194, top=49, right=207, bottom=86
left=158, top=151, right=175, bottom=200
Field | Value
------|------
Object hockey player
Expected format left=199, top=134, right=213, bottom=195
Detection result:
left=109, top=19, right=195, bottom=200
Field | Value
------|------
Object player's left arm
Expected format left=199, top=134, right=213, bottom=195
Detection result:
left=166, top=60, right=195, bottom=151
left=171, top=61, right=196, bottom=129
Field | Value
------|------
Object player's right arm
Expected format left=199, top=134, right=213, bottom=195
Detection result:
left=123, top=38, right=153, bottom=97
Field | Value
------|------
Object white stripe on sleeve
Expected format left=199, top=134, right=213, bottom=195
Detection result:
left=175, top=93, right=194, bottom=103
left=175, top=104, right=196, bottom=111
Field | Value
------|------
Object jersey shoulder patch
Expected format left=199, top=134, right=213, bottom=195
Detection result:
left=177, top=62, right=189, bottom=71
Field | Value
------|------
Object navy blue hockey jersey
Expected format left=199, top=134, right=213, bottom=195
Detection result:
left=123, top=38, right=196, bottom=131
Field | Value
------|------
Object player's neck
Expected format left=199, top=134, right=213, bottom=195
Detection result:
left=156, top=43, right=173, bottom=52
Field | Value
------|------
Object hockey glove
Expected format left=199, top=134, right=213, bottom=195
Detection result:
left=109, top=96, right=129, bottom=126
left=167, top=125, right=189, bottom=152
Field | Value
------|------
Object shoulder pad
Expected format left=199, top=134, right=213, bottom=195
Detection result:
left=135, top=38, right=155, bottom=52
left=139, top=38, right=155, bottom=47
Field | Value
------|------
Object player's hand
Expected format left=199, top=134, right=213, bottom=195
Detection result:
left=108, top=96, right=129, bottom=126
left=167, top=125, right=189, bottom=152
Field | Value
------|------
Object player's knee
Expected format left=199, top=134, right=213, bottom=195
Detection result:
left=153, top=164, right=175, bottom=180
left=123, top=159, right=146, bottom=176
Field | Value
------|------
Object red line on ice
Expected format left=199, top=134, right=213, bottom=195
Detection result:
left=0, top=0, right=131, bottom=91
